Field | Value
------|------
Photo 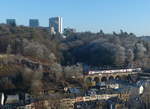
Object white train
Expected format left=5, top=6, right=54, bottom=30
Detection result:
left=88, top=68, right=141, bottom=75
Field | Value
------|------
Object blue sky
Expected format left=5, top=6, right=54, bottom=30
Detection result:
left=0, top=0, right=150, bottom=36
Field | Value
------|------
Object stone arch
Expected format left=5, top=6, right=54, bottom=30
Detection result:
left=108, top=76, right=114, bottom=81
left=101, top=77, right=107, bottom=82
left=115, top=75, right=121, bottom=80
left=94, top=77, right=100, bottom=84
left=85, top=77, right=92, bottom=83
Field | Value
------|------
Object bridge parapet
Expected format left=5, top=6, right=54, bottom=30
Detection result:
left=88, top=68, right=141, bottom=75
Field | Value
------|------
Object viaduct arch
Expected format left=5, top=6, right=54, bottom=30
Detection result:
left=84, top=72, right=138, bottom=85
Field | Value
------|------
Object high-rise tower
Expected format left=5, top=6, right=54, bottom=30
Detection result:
left=49, top=17, right=63, bottom=34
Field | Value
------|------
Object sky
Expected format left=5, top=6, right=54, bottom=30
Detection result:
left=0, top=0, right=150, bottom=36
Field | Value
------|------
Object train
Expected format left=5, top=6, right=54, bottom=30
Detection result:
left=88, top=68, right=142, bottom=75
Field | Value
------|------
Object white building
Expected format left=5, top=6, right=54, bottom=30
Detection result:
left=50, top=26, right=56, bottom=35
left=49, top=17, right=63, bottom=34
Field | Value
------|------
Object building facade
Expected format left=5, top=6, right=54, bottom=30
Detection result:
left=49, top=17, right=63, bottom=34
left=6, top=19, right=16, bottom=26
left=29, top=19, right=39, bottom=27
left=50, top=26, right=56, bottom=35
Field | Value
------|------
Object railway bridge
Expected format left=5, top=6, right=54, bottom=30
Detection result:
left=84, top=68, right=141, bottom=84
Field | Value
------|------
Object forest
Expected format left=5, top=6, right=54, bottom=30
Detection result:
left=0, top=24, right=150, bottom=94
left=62, top=30, right=150, bottom=72
left=0, top=24, right=150, bottom=71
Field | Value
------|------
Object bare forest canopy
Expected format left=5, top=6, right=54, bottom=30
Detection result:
left=0, top=24, right=150, bottom=93
left=0, top=25, right=150, bottom=71
left=62, top=31, right=150, bottom=72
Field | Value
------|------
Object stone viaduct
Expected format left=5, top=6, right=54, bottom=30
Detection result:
left=84, top=69, right=141, bottom=84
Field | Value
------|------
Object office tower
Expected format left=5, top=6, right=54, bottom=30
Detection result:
left=29, top=19, right=39, bottom=27
left=49, top=17, right=63, bottom=34
left=6, top=19, right=16, bottom=26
